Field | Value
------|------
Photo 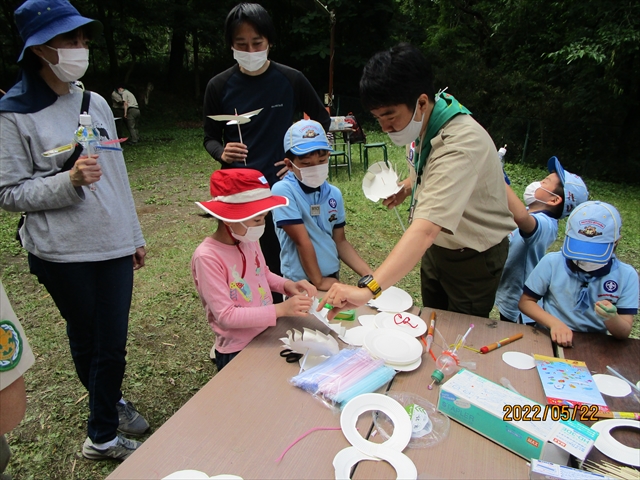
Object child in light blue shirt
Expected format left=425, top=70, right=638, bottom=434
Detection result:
left=272, top=120, right=373, bottom=290
left=496, top=157, right=588, bottom=323
left=520, top=201, right=638, bottom=347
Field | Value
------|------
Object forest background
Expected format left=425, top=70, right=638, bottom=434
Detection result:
left=1, top=0, right=639, bottom=184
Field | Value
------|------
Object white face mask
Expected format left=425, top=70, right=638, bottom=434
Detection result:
left=44, top=46, right=89, bottom=82
left=573, top=260, right=606, bottom=272
left=230, top=222, right=265, bottom=243
left=387, top=100, right=424, bottom=146
left=523, top=181, right=559, bottom=206
left=233, top=48, right=269, bottom=72
left=292, top=162, right=329, bottom=188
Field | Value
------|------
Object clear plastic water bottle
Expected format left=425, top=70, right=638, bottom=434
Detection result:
left=497, top=144, right=507, bottom=166
left=75, top=113, right=98, bottom=191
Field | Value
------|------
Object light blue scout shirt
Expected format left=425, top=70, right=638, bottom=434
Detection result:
left=272, top=172, right=346, bottom=282
left=523, top=252, right=639, bottom=333
left=495, top=211, right=558, bottom=323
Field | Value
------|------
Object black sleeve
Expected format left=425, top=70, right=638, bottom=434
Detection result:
left=291, top=69, right=331, bottom=133
left=203, top=68, right=236, bottom=162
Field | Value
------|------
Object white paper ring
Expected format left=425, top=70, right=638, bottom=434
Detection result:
left=591, top=419, right=640, bottom=467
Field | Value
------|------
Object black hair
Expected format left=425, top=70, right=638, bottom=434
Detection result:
left=549, top=182, right=565, bottom=219
left=360, top=43, right=436, bottom=111
left=224, top=3, right=276, bottom=47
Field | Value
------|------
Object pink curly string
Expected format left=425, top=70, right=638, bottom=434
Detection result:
left=275, top=426, right=342, bottom=463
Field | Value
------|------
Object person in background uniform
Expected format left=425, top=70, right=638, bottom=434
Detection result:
left=203, top=3, right=331, bottom=303
left=114, top=84, right=140, bottom=144
left=0, top=281, right=36, bottom=480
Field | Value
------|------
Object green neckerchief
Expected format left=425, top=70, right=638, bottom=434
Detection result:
left=409, top=92, right=472, bottom=212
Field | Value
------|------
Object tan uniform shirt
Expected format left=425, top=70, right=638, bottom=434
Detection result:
left=411, top=114, right=515, bottom=251
left=122, top=90, right=138, bottom=109
left=0, top=281, right=35, bottom=391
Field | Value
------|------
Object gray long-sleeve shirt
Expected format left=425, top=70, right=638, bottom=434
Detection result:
left=0, top=84, right=144, bottom=262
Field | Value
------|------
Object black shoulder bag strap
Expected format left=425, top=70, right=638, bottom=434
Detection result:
left=16, top=90, right=92, bottom=244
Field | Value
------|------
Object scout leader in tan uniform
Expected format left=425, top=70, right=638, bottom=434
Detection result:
left=321, top=43, right=515, bottom=319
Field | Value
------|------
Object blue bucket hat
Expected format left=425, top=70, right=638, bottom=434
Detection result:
left=284, top=120, right=333, bottom=156
left=562, top=201, right=622, bottom=264
left=15, top=0, right=102, bottom=62
left=547, top=156, right=588, bottom=218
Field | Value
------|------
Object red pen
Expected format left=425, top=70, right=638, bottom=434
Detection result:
left=425, top=311, right=436, bottom=353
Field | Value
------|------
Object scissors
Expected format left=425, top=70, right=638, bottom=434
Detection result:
left=280, top=349, right=303, bottom=363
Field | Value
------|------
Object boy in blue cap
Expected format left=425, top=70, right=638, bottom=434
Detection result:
left=496, top=157, right=588, bottom=323
left=272, top=120, right=373, bottom=290
left=519, top=201, right=638, bottom=346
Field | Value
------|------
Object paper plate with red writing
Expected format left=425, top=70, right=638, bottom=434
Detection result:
left=373, top=312, right=426, bottom=337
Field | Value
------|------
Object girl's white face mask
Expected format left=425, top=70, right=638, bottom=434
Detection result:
left=387, top=100, right=425, bottom=146
left=292, top=162, right=329, bottom=188
left=230, top=222, right=265, bottom=243
left=233, top=47, right=269, bottom=72
left=44, top=46, right=89, bottom=82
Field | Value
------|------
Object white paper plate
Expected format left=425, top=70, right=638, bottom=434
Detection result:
left=357, top=314, right=377, bottom=328
left=593, top=374, right=632, bottom=397
left=386, top=356, right=422, bottom=372
left=368, top=286, right=413, bottom=313
left=373, top=312, right=427, bottom=337
left=339, top=325, right=376, bottom=346
left=502, top=351, right=536, bottom=370
left=364, top=328, right=422, bottom=366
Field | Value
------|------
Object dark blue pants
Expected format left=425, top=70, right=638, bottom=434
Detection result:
left=29, top=254, right=133, bottom=443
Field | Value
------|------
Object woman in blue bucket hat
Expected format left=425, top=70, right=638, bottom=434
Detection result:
left=0, top=0, right=149, bottom=461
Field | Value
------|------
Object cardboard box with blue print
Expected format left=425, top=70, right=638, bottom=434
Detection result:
left=437, top=369, right=598, bottom=464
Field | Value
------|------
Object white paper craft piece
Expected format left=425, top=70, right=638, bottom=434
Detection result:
left=334, top=393, right=417, bottom=480
left=364, top=328, right=422, bottom=366
left=308, top=297, right=346, bottom=337
left=362, top=161, right=403, bottom=202
left=591, top=419, right=640, bottom=467
left=279, top=328, right=339, bottom=357
left=207, top=108, right=263, bottom=125
left=373, top=312, right=427, bottom=337
left=357, top=314, right=377, bottom=328
left=502, top=351, right=536, bottom=370
left=592, top=374, right=632, bottom=397
left=367, top=286, right=413, bottom=313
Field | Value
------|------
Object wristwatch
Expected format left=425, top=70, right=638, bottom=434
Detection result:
left=357, top=274, right=382, bottom=299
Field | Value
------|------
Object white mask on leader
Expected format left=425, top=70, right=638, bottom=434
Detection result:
left=523, top=181, right=559, bottom=206
left=292, top=162, right=329, bottom=188
left=44, top=46, right=89, bottom=82
left=230, top=222, right=265, bottom=243
left=233, top=48, right=269, bottom=72
left=387, top=100, right=425, bottom=146
left=573, top=260, right=606, bottom=272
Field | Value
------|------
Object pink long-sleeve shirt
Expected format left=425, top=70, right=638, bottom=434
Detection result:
left=191, top=236, right=287, bottom=354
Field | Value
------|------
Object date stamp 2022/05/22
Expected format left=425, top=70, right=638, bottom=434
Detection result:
left=503, top=404, right=599, bottom=422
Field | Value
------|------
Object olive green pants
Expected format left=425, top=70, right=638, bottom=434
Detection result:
left=420, top=236, right=509, bottom=318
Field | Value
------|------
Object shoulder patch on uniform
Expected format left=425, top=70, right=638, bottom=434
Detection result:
left=0, top=320, right=23, bottom=372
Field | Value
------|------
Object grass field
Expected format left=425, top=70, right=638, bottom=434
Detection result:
left=1, top=117, right=638, bottom=479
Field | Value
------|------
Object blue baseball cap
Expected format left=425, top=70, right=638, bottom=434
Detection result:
left=547, top=156, right=588, bottom=218
left=15, top=0, right=102, bottom=62
left=283, top=120, right=333, bottom=156
left=562, top=201, right=622, bottom=263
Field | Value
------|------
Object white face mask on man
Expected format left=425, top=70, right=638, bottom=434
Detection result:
left=387, top=100, right=425, bottom=146
left=229, top=222, right=265, bottom=243
left=44, top=46, right=89, bottom=82
left=291, top=162, right=329, bottom=189
left=233, top=48, right=269, bottom=72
